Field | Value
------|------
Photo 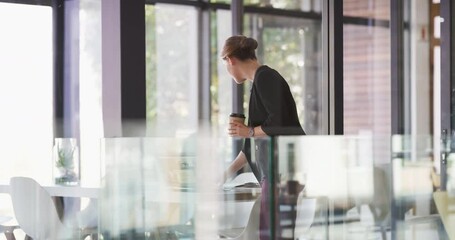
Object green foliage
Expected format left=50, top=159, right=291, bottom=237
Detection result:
left=56, top=147, right=75, bottom=169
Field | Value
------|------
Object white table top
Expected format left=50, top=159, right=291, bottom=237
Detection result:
left=433, top=191, right=455, bottom=240
left=0, top=182, right=99, bottom=198
left=0, top=216, right=12, bottom=224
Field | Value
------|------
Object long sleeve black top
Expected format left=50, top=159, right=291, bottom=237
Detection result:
left=243, top=65, right=305, bottom=181
left=248, top=65, right=305, bottom=135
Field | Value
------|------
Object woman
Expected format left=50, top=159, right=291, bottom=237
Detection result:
left=222, top=35, right=305, bottom=240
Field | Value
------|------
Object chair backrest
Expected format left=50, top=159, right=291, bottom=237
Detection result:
left=9, top=177, right=71, bottom=240
left=294, top=192, right=317, bottom=240
left=231, top=196, right=261, bottom=240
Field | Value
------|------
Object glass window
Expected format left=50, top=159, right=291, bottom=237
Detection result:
left=145, top=4, right=199, bottom=137
left=213, top=10, right=323, bottom=146
left=0, top=3, right=53, bottom=183
left=247, top=14, right=323, bottom=134
left=344, top=0, right=390, bottom=20
left=343, top=2, right=391, bottom=168
left=343, top=24, right=391, bottom=138
left=79, top=0, right=103, bottom=186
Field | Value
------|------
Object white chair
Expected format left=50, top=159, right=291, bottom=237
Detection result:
left=0, top=216, right=19, bottom=240
left=9, top=177, right=96, bottom=240
left=218, top=196, right=261, bottom=240
left=294, top=192, right=317, bottom=240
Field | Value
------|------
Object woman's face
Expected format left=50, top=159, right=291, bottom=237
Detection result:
left=224, top=57, right=246, bottom=84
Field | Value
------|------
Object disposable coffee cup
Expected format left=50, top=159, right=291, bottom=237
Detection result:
left=229, top=113, right=246, bottom=124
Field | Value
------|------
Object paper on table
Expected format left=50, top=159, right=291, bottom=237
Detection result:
left=223, top=172, right=259, bottom=190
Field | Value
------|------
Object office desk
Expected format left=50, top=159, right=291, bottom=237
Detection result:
left=0, top=182, right=99, bottom=198
left=433, top=191, right=455, bottom=240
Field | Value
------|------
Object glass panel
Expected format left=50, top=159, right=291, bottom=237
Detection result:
left=343, top=24, right=391, bottom=137
left=0, top=3, right=53, bottom=184
left=214, top=12, right=323, bottom=135
left=246, top=14, right=323, bottom=134
left=99, top=136, right=259, bottom=239
left=344, top=0, right=390, bottom=20
left=343, top=0, right=391, bottom=174
left=145, top=4, right=199, bottom=137
left=98, top=135, right=452, bottom=239
left=214, top=9, right=233, bottom=138
left=272, top=135, right=448, bottom=240
left=80, top=0, right=103, bottom=187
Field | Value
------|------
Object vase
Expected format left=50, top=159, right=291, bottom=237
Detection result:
left=52, top=138, right=80, bottom=186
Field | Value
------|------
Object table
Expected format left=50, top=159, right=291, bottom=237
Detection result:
left=0, top=182, right=99, bottom=198
left=0, top=183, right=259, bottom=200
left=0, top=216, right=11, bottom=224
left=433, top=191, right=455, bottom=240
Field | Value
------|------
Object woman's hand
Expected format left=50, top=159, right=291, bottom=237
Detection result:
left=228, top=122, right=249, bottom=137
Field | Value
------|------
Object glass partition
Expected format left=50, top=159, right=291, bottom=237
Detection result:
left=98, top=134, right=453, bottom=239
left=99, top=136, right=263, bottom=239
left=271, top=135, right=449, bottom=240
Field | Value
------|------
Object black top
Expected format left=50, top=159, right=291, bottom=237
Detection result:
left=248, top=65, right=305, bottom=135
left=242, top=65, right=305, bottom=181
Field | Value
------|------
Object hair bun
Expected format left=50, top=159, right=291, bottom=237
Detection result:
left=240, top=37, right=258, bottom=51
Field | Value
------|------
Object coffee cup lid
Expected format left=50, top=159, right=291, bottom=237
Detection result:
left=230, top=113, right=245, bottom=118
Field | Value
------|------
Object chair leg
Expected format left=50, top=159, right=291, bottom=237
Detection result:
left=4, top=232, right=16, bottom=240
left=24, top=235, right=33, bottom=240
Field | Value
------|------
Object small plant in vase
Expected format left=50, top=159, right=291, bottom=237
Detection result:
left=54, top=142, right=79, bottom=185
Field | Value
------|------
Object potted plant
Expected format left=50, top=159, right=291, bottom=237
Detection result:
left=53, top=138, right=80, bottom=186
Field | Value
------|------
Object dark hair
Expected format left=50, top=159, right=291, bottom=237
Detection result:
left=221, top=35, right=258, bottom=61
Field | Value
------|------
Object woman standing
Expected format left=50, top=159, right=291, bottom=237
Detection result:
left=222, top=35, right=305, bottom=240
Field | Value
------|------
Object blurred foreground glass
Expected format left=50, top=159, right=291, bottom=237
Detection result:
left=53, top=138, right=80, bottom=186
left=272, top=135, right=449, bottom=240
left=99, top=137, right=240, bottom=239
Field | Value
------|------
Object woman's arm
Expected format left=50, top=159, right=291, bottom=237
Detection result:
left=224, top=151, right=248, bottom=181
left=228, top=122, right=267, bottom=138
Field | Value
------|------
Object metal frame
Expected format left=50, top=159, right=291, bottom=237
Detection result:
left=197, top=0, right=212, bottom=123
left=231, top=0, right=244, bottom=115
left=391, top=0, right=405, bottom=135
left=440, top=0, right=454, bottom=191
left=326, top=0, right=343, bottom=135
left=390, top=1, right=404, bottom=239
left=119, top=0, right=146, bottom=136
left=344, top=16, right=389, bottom=28
left=52, top=0, right=64, bottom=137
